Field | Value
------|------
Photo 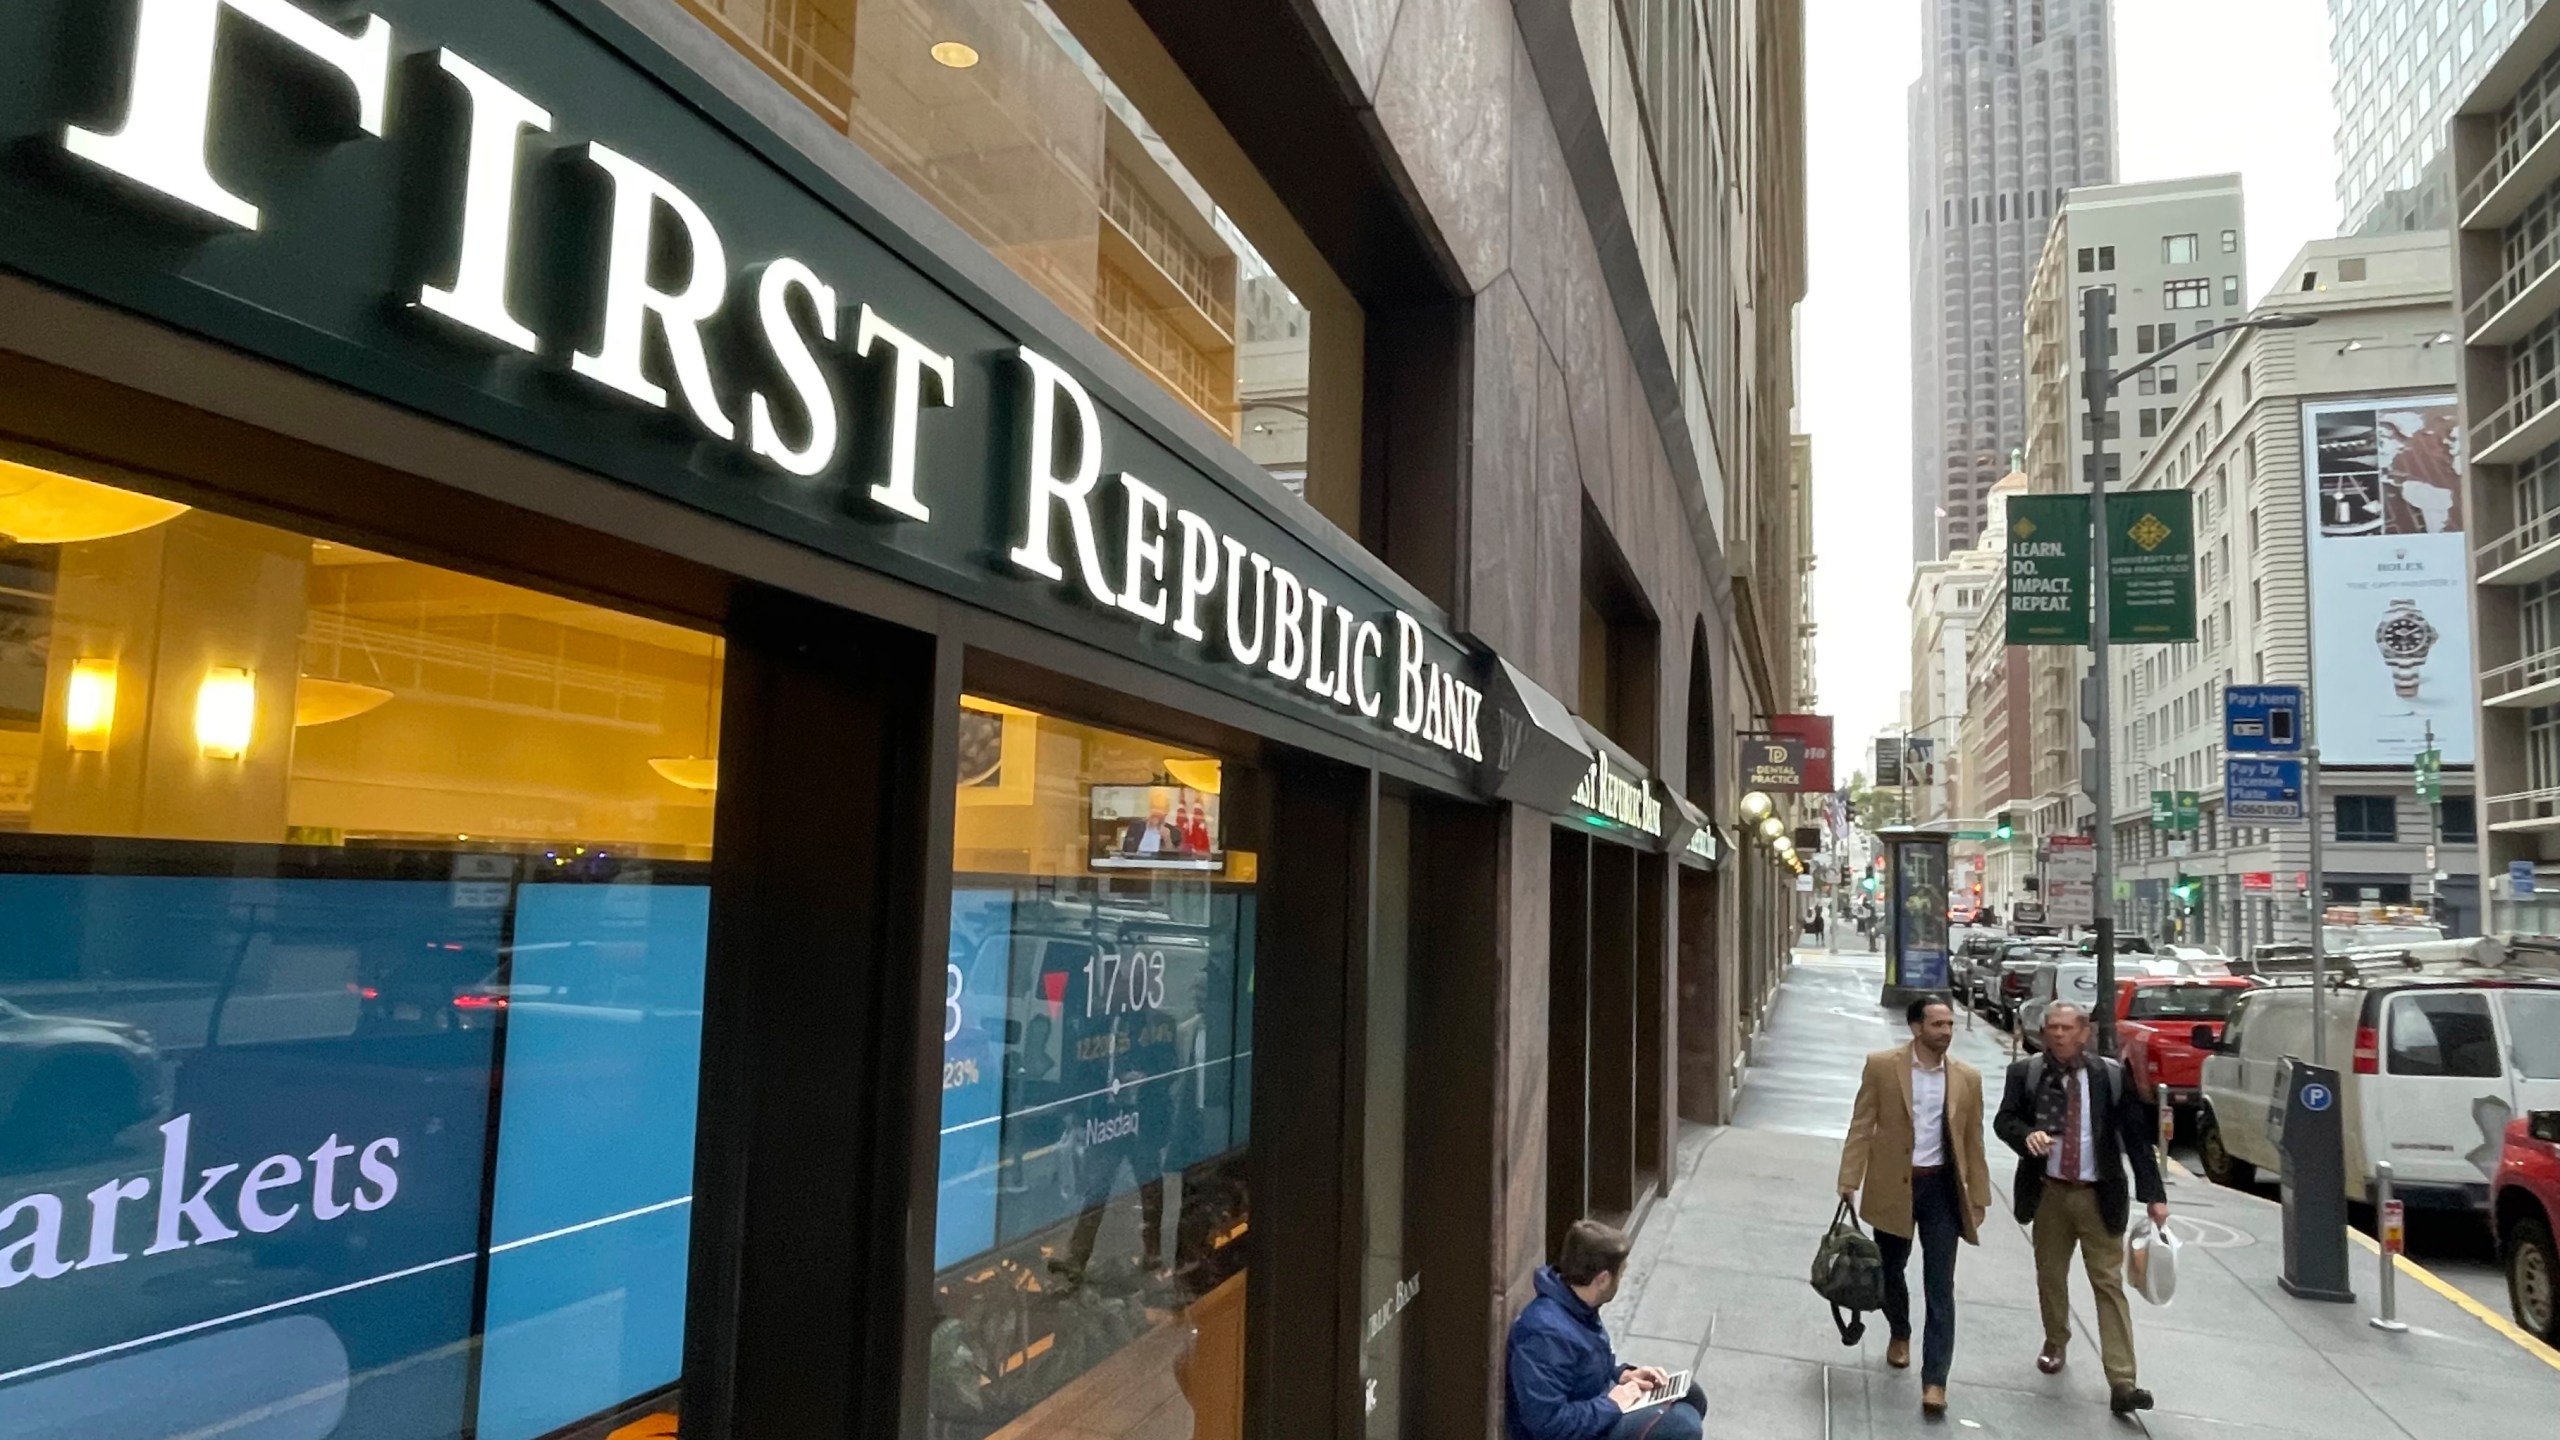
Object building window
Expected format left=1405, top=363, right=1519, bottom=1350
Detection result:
left=2222, top=275, right=2242, bottom=306
left=2221, top=228, right=2239, bottom=252
left=2164, top=233, right=2200, bottom=263
left=2078, top=246, right=2096, bottom=273
left=2098, top=245, right=2117, bottom=271
left=2141, top=408, right=2160, bottom=437
left=2335, top=795, right=2398, bottom=842
left=2082, top=411, right=2124, bottom=440
left=2339, top=257, right=2368, bottom=281
left=937, top=702, right=1256, bottom=1436
left=2166, top=278, right=2211, bottom=309
left=2160, top=321, right=2178, bottom=346
left=667, top=0, right=1360, bottom=518
left=2441, top=795, right=2478, bottom=842
left=2138, top=324, right=2155, bottom=351
left=0, top=466, right=724, bottom=1440
left=2138, top=368, right=2158, bottom=396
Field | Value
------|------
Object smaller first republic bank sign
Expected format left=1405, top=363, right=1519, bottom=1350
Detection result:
left=7, top=0, right=1486, bottom=768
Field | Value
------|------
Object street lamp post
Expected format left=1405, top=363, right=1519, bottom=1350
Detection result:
left=2078, top=291, right=2314, bottom=1055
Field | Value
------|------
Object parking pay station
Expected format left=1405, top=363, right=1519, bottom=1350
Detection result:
left=2275, top=1057, right=2354, bottom=1302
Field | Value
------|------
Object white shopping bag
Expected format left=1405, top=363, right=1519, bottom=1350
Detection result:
left=2125, top=1217, right=2180, bottom=1307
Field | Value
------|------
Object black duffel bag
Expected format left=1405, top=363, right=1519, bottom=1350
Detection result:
left=1808, top=1197, right=1886, bottom=1345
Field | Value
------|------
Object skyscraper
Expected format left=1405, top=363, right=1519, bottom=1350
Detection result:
left=1909, top=0, right=2117, bottom=560
left=2331, top=0, right=2533, bottom=237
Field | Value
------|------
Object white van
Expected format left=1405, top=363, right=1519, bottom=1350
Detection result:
left=2195, top=978, right=2560, bottom=1210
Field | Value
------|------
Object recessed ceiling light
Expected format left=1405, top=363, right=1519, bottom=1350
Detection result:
left=931, top=41, right=980, bottom=69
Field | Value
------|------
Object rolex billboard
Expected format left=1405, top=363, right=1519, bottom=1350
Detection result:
left=2301, top=396, right=2472, bottom=765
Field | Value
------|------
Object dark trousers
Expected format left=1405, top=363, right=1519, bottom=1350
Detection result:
left=1876, top=1167, right=1963, bottom=1386
left=1602, top=1383, right=1709, bottom=1440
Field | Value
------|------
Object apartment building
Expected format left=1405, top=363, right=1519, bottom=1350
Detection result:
left=1908, top=0, right=2117, bottom=560
left=2453, top=2, right=2560, bottom=932
left=2019, top=176, right=2250, bottom=851
left=2113, top=234, right=2476, bottom=948
left=1909, top=552, right=1998, bottom=823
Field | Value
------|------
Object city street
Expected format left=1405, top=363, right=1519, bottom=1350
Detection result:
left=1602, top=948, right=2560, bottom=1438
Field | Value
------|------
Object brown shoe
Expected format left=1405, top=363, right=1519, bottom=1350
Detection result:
left=1921, top=1384, right=1948, bottom=1416
left=2036, top=1343, right=2066, bottom=1375
left=1886, top=1336, right=1911, bottom=1369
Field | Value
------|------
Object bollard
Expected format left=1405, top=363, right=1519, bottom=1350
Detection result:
left=2157, top=1086, right=2174, bottom=1174
left=2370, top=1161, right=2408, bottom=1333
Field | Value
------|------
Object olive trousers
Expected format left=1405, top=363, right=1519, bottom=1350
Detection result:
left=2030, top=1181, right=2137, bottom=1390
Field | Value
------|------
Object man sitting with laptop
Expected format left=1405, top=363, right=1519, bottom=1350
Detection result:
left=1507, top=1219, right=1709, bottom=1440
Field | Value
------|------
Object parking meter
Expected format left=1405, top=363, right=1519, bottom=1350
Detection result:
left=2275, top=1057, right=2354, bottom=1303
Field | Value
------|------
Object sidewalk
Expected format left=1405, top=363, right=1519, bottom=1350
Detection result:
left=1600, top=948, right=2560, bottom=1438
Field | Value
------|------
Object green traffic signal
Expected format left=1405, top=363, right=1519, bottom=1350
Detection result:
left=1993, top=809, right=2014, bottom=841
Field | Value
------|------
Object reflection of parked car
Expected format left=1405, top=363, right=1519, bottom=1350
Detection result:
left=0, top=996, right=165, bottom=1162
left=2493, top=1109, right=2560, bottom=1345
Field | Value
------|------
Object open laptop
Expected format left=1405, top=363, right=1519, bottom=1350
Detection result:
left=1630, top=1369, right=1692, bottom=1410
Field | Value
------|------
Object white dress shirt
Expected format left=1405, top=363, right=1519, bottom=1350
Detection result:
left=2045, top=1067, right=2101, bottom=1182
left=1910, top=1051, right=1948, bottom=1167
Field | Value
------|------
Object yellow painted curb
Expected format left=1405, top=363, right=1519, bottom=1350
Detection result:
left=2344, top=1227, right=2560, bottom=1373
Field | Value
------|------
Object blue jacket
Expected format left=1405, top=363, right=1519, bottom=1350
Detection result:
left=1506, top=1267, right=1623, bottom=1440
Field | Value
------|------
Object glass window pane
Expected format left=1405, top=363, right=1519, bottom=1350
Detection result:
left=933, top=698, right=1253, bottom=1437
left=2506, top=992, right=2560, bottom=1078
left=2388, top=993, right=2499, bottom=1077
left=0, top=458, right=718, bottom=1439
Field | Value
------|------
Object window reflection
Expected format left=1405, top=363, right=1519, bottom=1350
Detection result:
left=0, top=458, right=715, bottom=1440
left=932, top=699, right=1253, bottom=1439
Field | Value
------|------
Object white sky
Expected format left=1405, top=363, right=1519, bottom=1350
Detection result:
left=1802, top=0, right=2341, bottom=784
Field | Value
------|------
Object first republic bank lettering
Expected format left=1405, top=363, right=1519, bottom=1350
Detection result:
left=45, top=0, right=1483, bottom=763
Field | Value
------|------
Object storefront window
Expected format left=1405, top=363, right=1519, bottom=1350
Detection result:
left=932, top=698, right=1254, bottom=1438
left=0, top=455, right=718, bottom=1440
left=667, top=0, right=1360, bottom=517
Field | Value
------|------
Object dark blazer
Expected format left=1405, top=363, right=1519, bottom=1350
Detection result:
left=1992, top=1054, right=2167, bottom=1235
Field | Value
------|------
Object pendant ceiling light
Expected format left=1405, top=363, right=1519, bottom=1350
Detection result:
left=647, top=643, right=723, bottom=793
left=0, top=455, right=188, bottom=544
left=294, top=676, right=394, bottom=727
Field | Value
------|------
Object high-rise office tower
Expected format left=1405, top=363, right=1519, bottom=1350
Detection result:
left=2332, top=0, right=2534, bottom=237
left=1909, top=0, right=2117, bottom=560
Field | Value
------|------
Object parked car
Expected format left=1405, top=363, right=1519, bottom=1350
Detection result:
left=2493, top=1109, right=2560, bottom=1345
left=2017, top=960, right=2102, bottom=1049
left=2115, top=975, right=2255, bottom=1111
left=2158, top=945, right=2234, bottom=977
left=2194, top=976, right=2560, bottom=1210
left=1988, top=942, right=2069, bottom=1026
left=2076, top=934, right=2157, bottom=957
left=1952, top=932, right=2008, bottom=1005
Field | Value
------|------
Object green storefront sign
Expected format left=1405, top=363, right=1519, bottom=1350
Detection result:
left=2105, top=490, right=2197, bottom=642
left=2005, top=494, right=2091, bottom=644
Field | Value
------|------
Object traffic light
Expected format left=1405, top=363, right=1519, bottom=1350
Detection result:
left=1993, top=810, right=2014, bottom=841
left=2171, top=873, right=2199, bottom=910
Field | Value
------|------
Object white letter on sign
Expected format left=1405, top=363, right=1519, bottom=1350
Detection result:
left=572, top=143, right=737, bottom=443
left=65, top=0, right=393, bottom=230
left=419, top=51, right=553, bottom=353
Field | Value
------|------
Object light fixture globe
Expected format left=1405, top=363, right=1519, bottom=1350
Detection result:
left=1740, top=790, right=1774, bottom=822
left=1758, top=815, right=1785, bottom=842
left=1773, top=837, right=1795, bottom=856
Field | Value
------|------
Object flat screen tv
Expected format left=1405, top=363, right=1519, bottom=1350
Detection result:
left=1086, top=784, right=1222, bottom=872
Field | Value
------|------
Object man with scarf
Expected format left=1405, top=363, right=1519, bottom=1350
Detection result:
left=1992, top=1001, right=2169, bottom=1416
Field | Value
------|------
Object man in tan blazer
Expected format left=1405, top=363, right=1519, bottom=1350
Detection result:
left=1837, top=997, right=1993, bottom=1416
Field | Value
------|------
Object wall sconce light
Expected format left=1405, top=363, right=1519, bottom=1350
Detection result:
left=64, top=658, right=116, bottom=752
left=1741, top=790, right=1774, bottom=822
left=196, top=666, right=255, bottom=760
left=1758, top=815, right=1786, bottom=842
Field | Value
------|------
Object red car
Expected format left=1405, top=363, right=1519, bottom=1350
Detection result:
left=2495, top=1110, right=2560, bottom=1345
left=2115, top=975, right=2255, bottom=1111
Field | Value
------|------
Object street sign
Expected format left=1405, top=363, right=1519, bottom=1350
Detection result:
left=2226, top=757, right=2306, bottom=821
left=2225, top=684, right=2306, bottom=754
left=2415, top=747, right=2442, bottom=805
left=2106, top=490, right=2197, bottom=642
left=2150, top=790, right=2174, bottom=830
left=2241, top=871, right=2275, bottom=891
left=2176, top=790, right=2200, bottom=832
left=2005, top=494, right=2091, bottom=644
left=2046, top=835, right=2096, bottom=926
left=2512, top=860, right=2537, bottom=900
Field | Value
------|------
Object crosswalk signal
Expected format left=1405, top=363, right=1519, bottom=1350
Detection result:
left=1993, top=810, right=2015, bottom=841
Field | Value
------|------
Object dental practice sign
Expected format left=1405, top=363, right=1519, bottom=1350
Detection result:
left=0, top=0, right=1485, bottom=770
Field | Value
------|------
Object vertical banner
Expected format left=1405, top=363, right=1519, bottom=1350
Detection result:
left=2106, top=489, right=2197, bottom=641
left=1875, top=738, right=1904, bottom=787
left=2005, top=494, right=2092, bottom=644
left=2302, top=397, right=2473, bottom=764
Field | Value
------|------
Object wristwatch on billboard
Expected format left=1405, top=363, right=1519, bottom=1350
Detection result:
left=2374, top=598, right=2438, bottom=700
